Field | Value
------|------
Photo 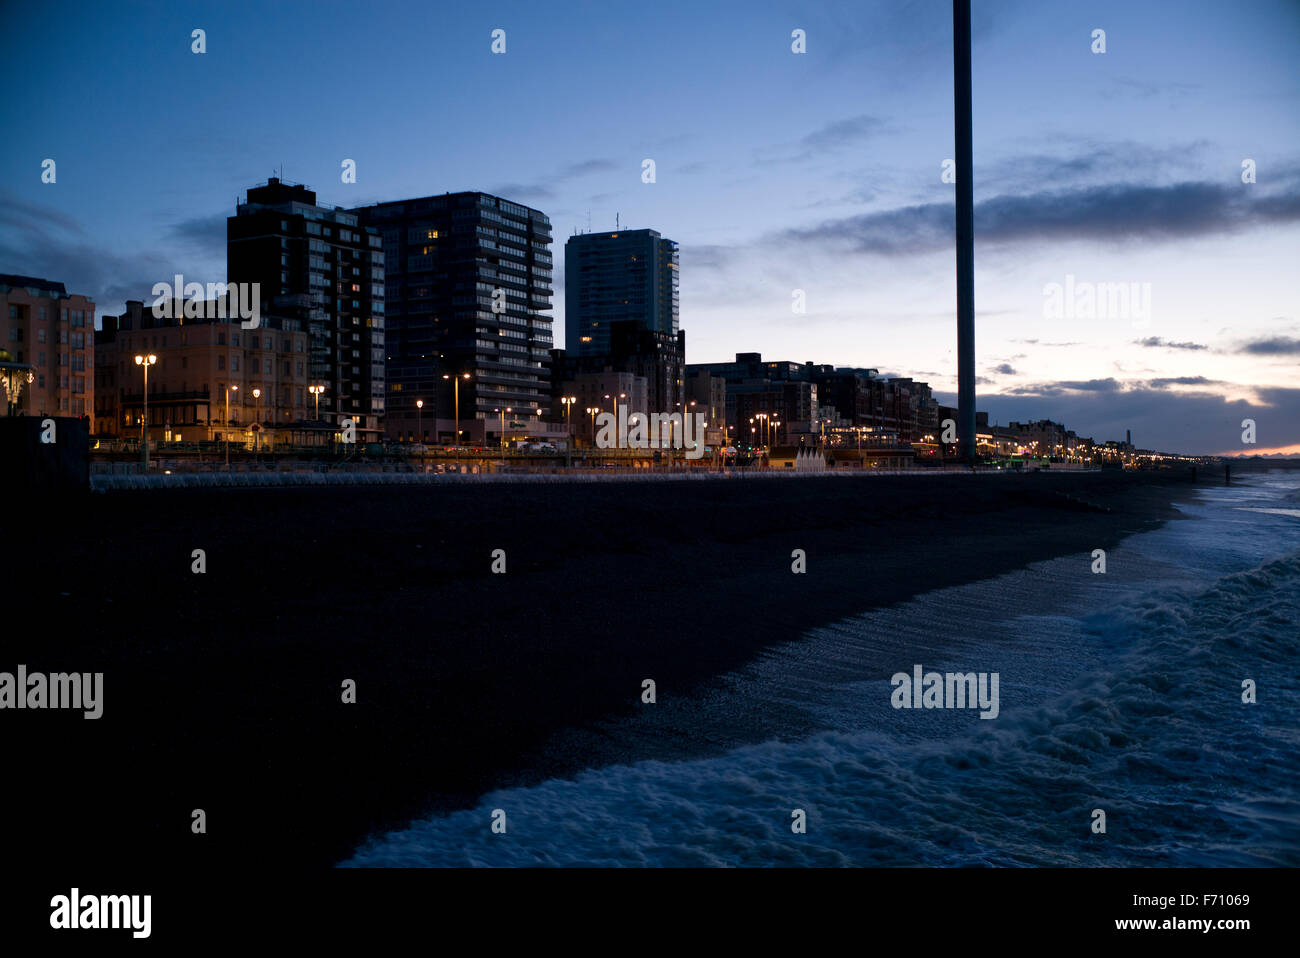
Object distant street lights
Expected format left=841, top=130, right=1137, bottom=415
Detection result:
left=133, top=353, right=156, bottom=471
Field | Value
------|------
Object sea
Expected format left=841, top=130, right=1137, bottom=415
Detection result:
left=344, top=470, right=1300, bottom=867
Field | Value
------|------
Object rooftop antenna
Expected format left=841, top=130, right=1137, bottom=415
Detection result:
left=616, top=212, right=620, bottom=230
left=587, top=210, right=591, bottom=234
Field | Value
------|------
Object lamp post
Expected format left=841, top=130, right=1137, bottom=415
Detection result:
left=586, top=406, right=598, bottom=447
left=133, top=353, right=156, bottom=471
left=252, top=387, right=261, bottom=452
left=416, top=399, right=423, bottom=442
left=495, top=406, right=512, bottom=452
left=443, top=372, right=471, bottom=446
left=309, top=384, right=324, bottom=419
left=225, top=382, right=238, bottom=470
left=560, top=396, right=576, bottom=467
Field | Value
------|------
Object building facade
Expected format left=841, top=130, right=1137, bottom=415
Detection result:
left=228, top=177, right=386, bottom=441
left=0, top=275, right=95, bottom=421
left=94, top=298, right=310, bottom=443
left=354, top=192, right=554, bottom=442
left=564, top=228, right=679, bottom=357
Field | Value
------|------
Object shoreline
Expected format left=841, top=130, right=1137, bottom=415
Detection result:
left=10, top=470, right=1202, bottom=870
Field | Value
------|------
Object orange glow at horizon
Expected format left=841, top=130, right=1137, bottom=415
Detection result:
left=1211, top=444, right=1300, bottom=457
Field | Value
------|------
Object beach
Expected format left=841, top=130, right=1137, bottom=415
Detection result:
left=8, top=470, right=1205, bottom=869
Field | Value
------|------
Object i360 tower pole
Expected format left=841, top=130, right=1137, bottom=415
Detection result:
left=954, top=0, right=976, bottom=462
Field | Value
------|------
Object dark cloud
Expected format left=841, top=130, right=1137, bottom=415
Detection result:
left=1148, top=376, right=1221, bottom=388
left=1136, top=336, right=1207, bottom=351
left=0, top=192, right=200, bottom=319
left=778, top=179, right=1300, bottom=255
left=1238, top=336, right=1300, bottom=355
left=490, top=158, right=617, bottom=204
left=991, top=363, right=1017, bottom=375
left=800, top=115, right=884, bottom=153
left=950, top=382, right=1300, bottom=455
left=167, top=213, right=228, bottom=256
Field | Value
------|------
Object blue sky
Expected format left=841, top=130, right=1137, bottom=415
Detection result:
left=2, top=0, right=1298, bottom=453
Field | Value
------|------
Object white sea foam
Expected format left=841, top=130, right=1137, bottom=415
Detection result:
left=343, top=472, right=1300, bottom=867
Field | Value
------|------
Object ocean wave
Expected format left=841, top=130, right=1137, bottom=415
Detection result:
left=344, top=549, right=1300, bottom=868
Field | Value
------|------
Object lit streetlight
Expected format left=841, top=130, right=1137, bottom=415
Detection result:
left=442, top=372, right=471, bottom=446
left=308, top=384, right=325, bottom=420
left=252, top=387, right=261, bottom=451
left=415, top=399, right=424, bottom=442
left=225, top=382, right=239, bottom=470
left=133, top=353, right=156, bottom=471
left=560, top=396, right=577, bottom=467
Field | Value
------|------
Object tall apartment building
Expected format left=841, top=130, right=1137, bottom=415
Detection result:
left=354, top=192, right=554, bottom=442
left=94, top=298, right=310, bottom=442
left=564, top=229, right=679, bottom=357
left=0, top=275, right=95, bottom=420
left=228, top=178, right=385, bottom=441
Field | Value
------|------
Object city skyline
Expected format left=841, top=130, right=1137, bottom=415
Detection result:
left=1, top=0, right=1297, bottom=455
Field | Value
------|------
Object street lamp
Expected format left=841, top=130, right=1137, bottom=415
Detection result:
left=494, top=406, right=513, bottom=453
left=225, top=382, right=238, bottom=470
left=133, top=353, right=156, bottom=471
left=586, top=406, right=599, bottom=447
left=252, top=387, right=261, bottom=451
left=309, top=384, right=324, bottom=420
left=560, top=396, right=576, bottom=467
left=443, top=372, right=471, bottom=446
left=415, top=399, right=423, bottom=442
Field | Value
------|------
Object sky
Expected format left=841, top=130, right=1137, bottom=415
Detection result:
left=1, top=0, right=1297, bottom=455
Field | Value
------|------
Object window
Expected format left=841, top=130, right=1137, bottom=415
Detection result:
left=39, top=307, right=46, bottom=320
left=218, top=356, right=225, bottom=371
left=38, top=328, right=46, bottom=343
left=231, top=356, right=239, bottom=372
left=217, top=332, right=226, bottom=345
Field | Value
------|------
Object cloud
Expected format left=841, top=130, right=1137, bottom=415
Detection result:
left=991, top=363, right=1017, bottom=375
left=1238, top=336, right=1300, bottom=355
left=490, top=158, right=618, bottom=204
left=166, top=213, right=228, bottom=256
left=755, top=114, right=888, bottom=165
left=1135, top=336, right=1207, bottom=351
left=777, top=179, right=1300, bottom=256
left=0, top=192, right=199, bottom=319
left=800, top=115, right=885, bottom=153
left=965, top=382, right=1300, bottom=454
